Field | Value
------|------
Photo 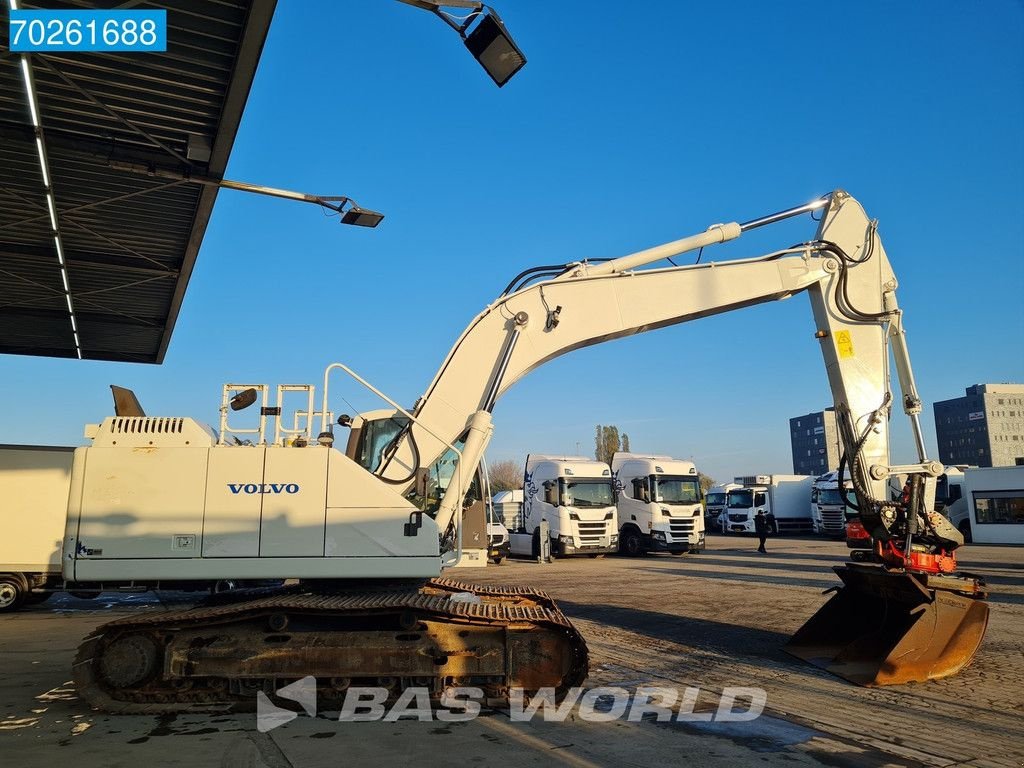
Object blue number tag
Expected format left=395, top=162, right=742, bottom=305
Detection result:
left=9, top=10, right=167, bottom=53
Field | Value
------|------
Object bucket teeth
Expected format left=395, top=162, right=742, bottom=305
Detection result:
left=785, top=563, right=990, bottom=686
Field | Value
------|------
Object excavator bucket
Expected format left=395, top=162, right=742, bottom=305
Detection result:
left=785, top=563, right=989, bottom=686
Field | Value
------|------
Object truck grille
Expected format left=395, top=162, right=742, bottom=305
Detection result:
left=577, top=521, right=607, bottom=545
left=820, top=509, right=846, bottom=530
left=669, top=519, right=695, bottom=536
left=728, top=513, right=748, bottom=523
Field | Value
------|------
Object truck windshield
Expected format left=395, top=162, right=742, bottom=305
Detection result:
left=653, top=476, right=701, bottom=504
left=706, top=492, right=727, bottom=506
left=563, top=480, right=614, bottom=508
left=727, top=489, right=753, bottom=508
left=819, top=488, right=845, bottom=506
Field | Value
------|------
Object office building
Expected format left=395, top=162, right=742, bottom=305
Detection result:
left=933, top=384, right=1024, bottom=467
left=790, top=408, right=840, bottom=475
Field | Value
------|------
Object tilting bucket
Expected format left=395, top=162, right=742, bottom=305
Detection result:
left=785, top=563, right=989, bottom=686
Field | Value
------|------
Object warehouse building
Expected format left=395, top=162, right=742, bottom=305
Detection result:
left=790, top=408, right=841, bottom=475
left=933, top=384, right=1024, bottom=467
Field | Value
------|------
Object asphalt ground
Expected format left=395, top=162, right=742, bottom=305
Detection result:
left=0, top=533, right=1020, bottom=768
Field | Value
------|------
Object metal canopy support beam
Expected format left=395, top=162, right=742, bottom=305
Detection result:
left=8, top=0, right=82, bottom=357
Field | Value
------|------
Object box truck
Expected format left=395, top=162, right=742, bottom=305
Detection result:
left=611, top=453, right=704, bottom=555
left=0, top=445, right=75, bottom=610
left=509, top=455, right=618, bottom=557
left=722, top=474, right=814, bottom=534
left=943, top=466, right=1024, bottom=545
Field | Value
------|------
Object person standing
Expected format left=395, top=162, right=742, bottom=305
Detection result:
left=755, top=509, right=769, bottom=553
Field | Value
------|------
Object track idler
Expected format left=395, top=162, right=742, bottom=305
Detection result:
left=785, top=562, right=989, bottom=686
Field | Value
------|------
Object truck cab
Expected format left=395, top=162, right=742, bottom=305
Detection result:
left=612, top=453, right=704, bottom=555
left=705, top=482, right=739, bottom=530
left=723, top=474, right=814, bottom=534
left=810, top=471, right=856, bottom=537
left=510, top=455, right=618, bottom=557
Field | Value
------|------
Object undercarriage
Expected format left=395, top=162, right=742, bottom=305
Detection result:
left=73, top=578, right=588, bottom=714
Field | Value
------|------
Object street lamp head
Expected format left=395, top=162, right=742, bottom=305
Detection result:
left=397, top=1, right=527, bottom=87
left=340, top=204, right=385, bottom=228
left=462, top=8, right=526, bottom=88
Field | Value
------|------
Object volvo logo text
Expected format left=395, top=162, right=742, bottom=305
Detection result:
left=227, top=483, right=300, bottom=495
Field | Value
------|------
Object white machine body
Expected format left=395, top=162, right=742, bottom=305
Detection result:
left=63, top=417, right=440, bottom=582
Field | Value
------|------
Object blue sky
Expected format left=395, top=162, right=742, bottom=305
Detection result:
left=4, top=1, right=1023, bottom=483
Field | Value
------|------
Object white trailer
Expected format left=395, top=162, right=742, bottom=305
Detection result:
left=0, top=445, right=75, bottom=610
left=612, top=453, right=704, bottom=555
left=509, top=455, right=618, bottom=557
left=491, top=489, right=524, bottom=530
left=705, top=482, right=740, bottom=530
left=723, top=474, right=814, bottom=534
left=944, top=466, right=1024, bottom=545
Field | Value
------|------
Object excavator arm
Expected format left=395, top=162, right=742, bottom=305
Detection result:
left=343, top=189, right=989, bottom=686
left=355, top=191, right=943, bottom=557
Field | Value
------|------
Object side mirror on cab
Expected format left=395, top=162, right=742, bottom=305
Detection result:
left=544, top=481, right=559, bottom=506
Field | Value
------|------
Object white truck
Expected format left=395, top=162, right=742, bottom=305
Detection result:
left=722, top=474, right=815, bottom=534
left=0, top=445, right=75, bottom=610
left=943, top=466, right=1024, bottom=545
left=509, top=455, right=618, bottom=557
left=810, top=470, right=856, bottom=537
left=611, top=453, right=704, bottom=555
left=705, top=482, right=740, bottom=530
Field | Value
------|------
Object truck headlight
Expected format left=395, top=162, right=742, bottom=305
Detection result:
left=611, top=534, right=619, bottom=544
left=652, top=531, right=667, bottom=542
left=559, top=535, right=574, bottom=544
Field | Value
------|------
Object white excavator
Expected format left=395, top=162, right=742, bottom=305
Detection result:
left=66, top=190, right=988, bottom=711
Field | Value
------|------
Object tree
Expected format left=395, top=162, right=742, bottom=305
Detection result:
left=488, top=459, right=522, bottom=493
left=594, top=425, right=629, bottom=464
left=698, top=472, right=716, bottom=494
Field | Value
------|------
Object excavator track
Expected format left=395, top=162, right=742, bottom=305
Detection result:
left=73, top=578, right=588, bottom=714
